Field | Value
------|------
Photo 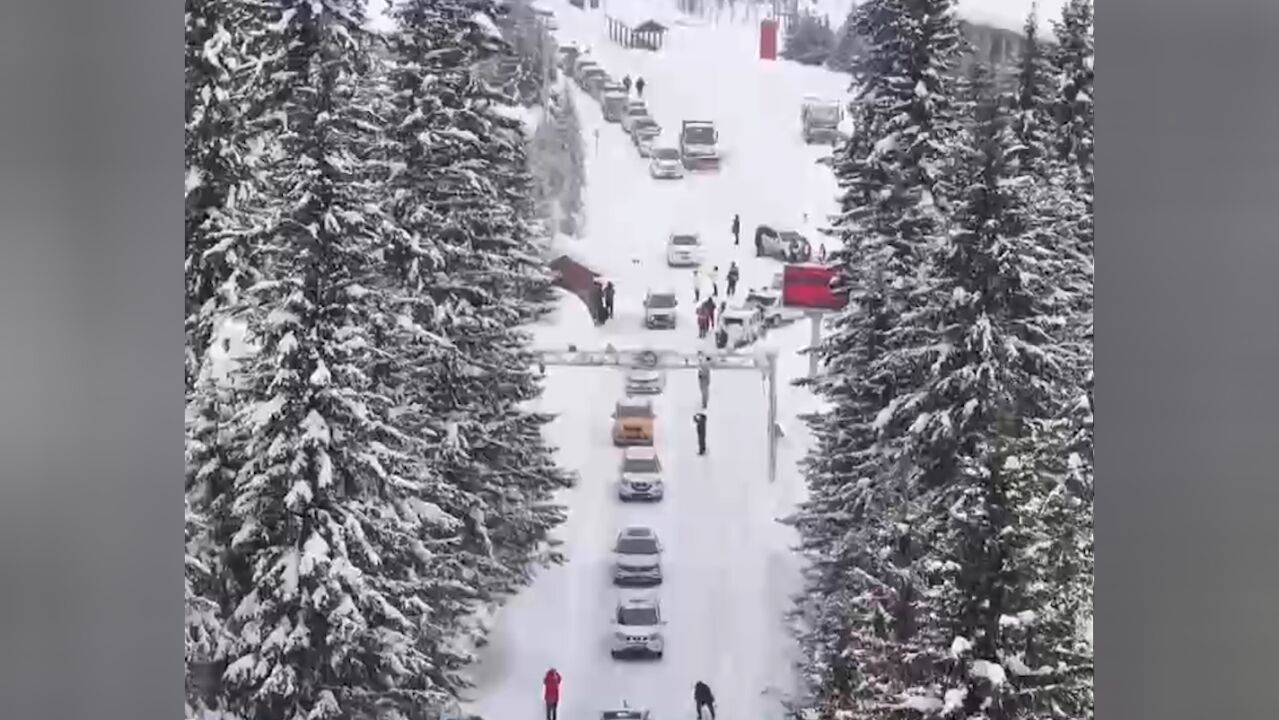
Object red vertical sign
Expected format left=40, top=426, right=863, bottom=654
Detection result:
left=760, top=19, right=778, bottom=60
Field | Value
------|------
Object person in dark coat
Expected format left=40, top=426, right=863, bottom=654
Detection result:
left=622, top=74, right=633, bottom=93
left=603, top=281, right=616, bottom=319
left=731, top=214, right=740, bottom=245
left=702, top=297, right=717, bottom=327
left=635, top=76, right=646, bottom=96
left=694, top=681, right=716, bottom=719
left=693, top=413, right=707, bottom=455
left=544, top=668, right=563, bottom=720
left=726, top=262, right=740, bottom=296
left=697, top=306, right=709, bottom=338
left=715, top=324, right=728, bottom=349
left=754, top=226, right=764, bottom=256
left=591, top=282, right=606, bottom=325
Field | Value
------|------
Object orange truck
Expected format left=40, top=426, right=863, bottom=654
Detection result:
left=612, top=399, right=656, bottom=446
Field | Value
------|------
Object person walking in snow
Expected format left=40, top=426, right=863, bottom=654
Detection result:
left=697, top=306, right=708, bottom=338
left=622, top=74, right=633, bottom=93
left=818, top=243, right=827, bottom=263
left=697, top=364, right=710, bottom=409
left=693, top=268, right=701, bottom=303
left=603, top=281, right=616, bottom=319
left=635, top=76, right=646, bottom=97
left=701, top=297, right=717, bottom=328
left=731, top=213, right=740, bottom=245
left=715, top=324, right=728, bottom=349
left=544, top=668, right=563, bottom=720
left=694, top=681, right=716, bottom=720
left=726, top=262, right=740, bottom=296
left=693, top=412, right=708, bottom=455
left=710, top=265, right=720, bottom=297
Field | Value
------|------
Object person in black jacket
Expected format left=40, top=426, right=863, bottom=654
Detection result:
left=731, top=214, right=740, bottom=245
left=693, top=413, right=707, bottom=455
left=603, top=281, right=616, bottom=319
left=693, top=681, right=716, bottom=720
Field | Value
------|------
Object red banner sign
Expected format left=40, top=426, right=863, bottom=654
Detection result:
left=781, top=264, right=847, bottom=311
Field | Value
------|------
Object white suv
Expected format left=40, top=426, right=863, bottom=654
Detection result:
left=665, top=233, right=702, bottom=266
left=618, top=447, right=665, bottom=501
left=612, top=526, right=663, bottom=586
left=610, top=596, right=666, bottom=659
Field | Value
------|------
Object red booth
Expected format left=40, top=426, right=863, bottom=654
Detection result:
left=759, top=19, right=779, bottom=60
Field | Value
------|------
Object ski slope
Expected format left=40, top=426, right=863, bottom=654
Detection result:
left=464, top=6, right=841, bottom=720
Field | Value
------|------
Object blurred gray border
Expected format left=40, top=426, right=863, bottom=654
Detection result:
left=0, top=0, right=179, bottom=716
left=1, top=0, right=1278, bottom=717
left=1102, top=0, right=1279, bottom=717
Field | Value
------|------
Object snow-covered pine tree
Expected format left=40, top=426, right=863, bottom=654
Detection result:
left=1010, top=4, right=1056, bottom=177
left=215, top=3, right=459, bottom=718
left=186, top=494, right=224, bottom=716
left=792, top=0, right=966, bottom=715
left=1050, top=0, right=1094, bottom=185
left=862, top=63, right=1094, bottom=717
left=185, top=0, right=269, bottom=390
left=379, top=0, right=574, bottom=688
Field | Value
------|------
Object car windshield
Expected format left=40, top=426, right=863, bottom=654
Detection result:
left=647, top=293, right=677, bottom=308
left=623, top=456, right=661, bottom=473
left=654, top=148, right=680, bottom=160
left=616, top=537, right=659, bottom=554
left=808, top=104, right=839, bottom=122
left=602, top=712, right=644, bottom=720
left=672, top=235, right=698, bottom=246
left=780, top=232, right=804, bottom=243
left=723, top=316, right=743, bottom=326
left=618, top=606, right=660, bottom=625
left=683, top=125, right=716, bottom=144
left=747, top=293, right=775, bottom=307
left=617, top=403, right=653, bottom=418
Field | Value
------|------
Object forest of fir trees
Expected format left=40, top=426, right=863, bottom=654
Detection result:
left=789, top=1, right=1094, bottom=719
left=183, top=1, right=575, bottom=719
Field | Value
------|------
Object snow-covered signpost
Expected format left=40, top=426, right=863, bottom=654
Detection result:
left=535, top=346, right=782, bottom=482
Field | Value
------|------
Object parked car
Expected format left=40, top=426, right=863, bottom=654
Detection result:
left=602, top=90, right=629, bottom=122
left=649, top=147, right=685, bottom=179
left=625, top=366, right=666, bottom=396
left=755, top=225, right=812, bottom=262
left=617, top=446, right=664, bottom=501
left=620, top=102, right=650, bottom=132
left=610, top=596, right=666, bottom=659
left=612, top=526, right=663, bottom=586
left=665, top=233, right=702, bottom=266
left=643, top=288, right=679, bottom=329
left=630, top=119, right=661, bottom=156
left=719, top=306, right=765, bottom=348
left=585, top=71, right=611, bottom=98
left=612, top=398, right=655, bottom=446
left=743, top=287, right=802, bottom=327
left=573, top=57, right=599, bottom=81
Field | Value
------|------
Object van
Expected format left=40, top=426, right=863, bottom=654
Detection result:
left=602, top=91, right=628, bottom=122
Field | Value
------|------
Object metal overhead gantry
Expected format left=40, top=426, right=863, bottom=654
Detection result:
left=534, top=345, right=783, bottom=483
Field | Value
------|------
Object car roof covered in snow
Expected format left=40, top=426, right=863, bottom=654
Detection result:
left=601, top=710, right=647, bottom=720
left=623, top=446, right=660, bottom=461
left=620, top=525, right=655, bottom=537
left=618, top=595, right=660, bottom=609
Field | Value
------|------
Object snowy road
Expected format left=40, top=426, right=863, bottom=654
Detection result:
left=465, top=6, right=839, bottom=720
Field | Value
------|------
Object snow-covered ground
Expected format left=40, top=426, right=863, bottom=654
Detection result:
left=463, top=5, right=840, bottom=720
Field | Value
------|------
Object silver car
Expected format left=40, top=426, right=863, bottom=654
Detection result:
left=625, top=367, right=666, bottom=395
left=617, top=447, right=664, bottom=502
left=612, top=526, right=663, bottom=586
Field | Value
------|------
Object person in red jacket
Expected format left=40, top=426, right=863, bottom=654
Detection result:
left=543, top=667, right=563, bottom=720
